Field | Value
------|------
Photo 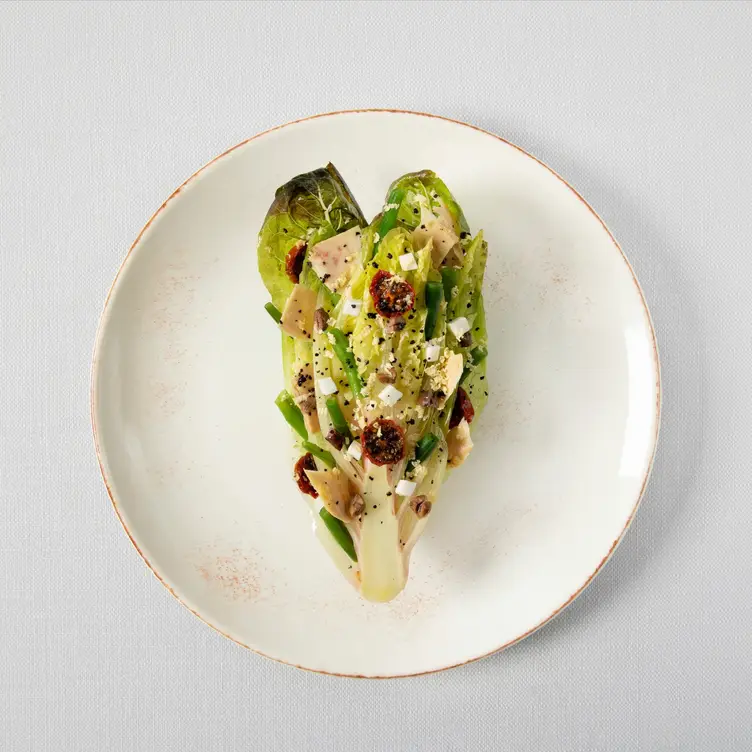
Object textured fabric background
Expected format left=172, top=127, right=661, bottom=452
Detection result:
left=1, top=1, right=751, bottom=750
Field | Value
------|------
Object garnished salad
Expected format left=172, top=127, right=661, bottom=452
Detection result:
left=258, top=164, right=488, bottom=602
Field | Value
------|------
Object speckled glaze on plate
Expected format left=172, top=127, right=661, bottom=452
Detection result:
left=91, top=110, right=660, bottom=677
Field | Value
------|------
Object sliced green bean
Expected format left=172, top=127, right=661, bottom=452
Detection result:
left=275, top=390, right=308, bottom=440
left=328, top=328, right=363, bottom=397
left=406, top=432, right=439, bottom=474
left=461, top=346, right=488, bottom=383
left=371, top=187, right=404, bottom=259
left=424, top=281, right=443, bottom=341
left=325, top=396, right=352, bottom=440
left=302, top=441, right=335, bottom=468
left=264, top=302, right=282, bottom=324
left=319, top=508, right=357, bottom=561
left=470, top=346, right=488, bottom=366
left=441, top=267, right=459, bottom=310
left=415, top=433, right=440, bottom=462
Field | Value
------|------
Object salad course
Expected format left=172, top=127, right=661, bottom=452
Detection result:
left=258, top=164, right=488, bottom=602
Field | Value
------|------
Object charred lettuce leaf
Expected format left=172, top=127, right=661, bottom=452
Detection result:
left=257, top=163, right=366, bottom=309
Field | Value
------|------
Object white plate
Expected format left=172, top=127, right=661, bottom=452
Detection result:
left=92, top=111, right=660, bottom=677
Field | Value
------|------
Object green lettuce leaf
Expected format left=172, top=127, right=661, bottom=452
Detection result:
left=257, top=163, right=366, bottom=309
left=348, top=228, right=432, bottom=405
left=386, top=170, right=470, bottom=236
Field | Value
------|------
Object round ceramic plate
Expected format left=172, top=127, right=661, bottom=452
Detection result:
left=92, top=110, right=660, bottom=677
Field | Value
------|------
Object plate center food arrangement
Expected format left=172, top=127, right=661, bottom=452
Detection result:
left=92, top=111, right=659, bottom=676
left=259, top=165, right=488, bottom=602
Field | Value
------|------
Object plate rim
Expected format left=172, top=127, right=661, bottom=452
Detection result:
left=90, top=108, right=662, bottom=678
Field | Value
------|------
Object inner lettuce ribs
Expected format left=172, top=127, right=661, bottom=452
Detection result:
left=258, top=164, right=489, bottom=602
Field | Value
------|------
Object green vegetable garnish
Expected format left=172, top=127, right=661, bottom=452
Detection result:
left=470, top=346, right=488, bottom=365
left=424, top=281, right=443, bottom=340
left=406, top=433, right=439, bottom=475
left=302, top=441, right=335, bottom=468
left=328, top=328, right=363, bottom=398
left=325, top=396, right=351, bottom=440
left=319, top=508, right=357, bottom=561
left=441, top=267, right=458, bottom=303
left=264, top=302, right=282, bottom=324
left=275, top=390, right=308, bottom=440
left=371, top=187, right=404, bottom=259
left=461, top=346, right=488, bottom=384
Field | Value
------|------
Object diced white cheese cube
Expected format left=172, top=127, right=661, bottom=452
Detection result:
left=318, top=377, right=338, bottom=395
left=344, top=298, right=362, bottom=316
left=425, top=343, right=441, bottom=362
left=347, top=441, right=362, bottom=460
left=379, top=384, right=403, bottom=406
left=448, top=317, right=470, bottom=340
left=395, top=479, right=417, bottom=497
left=398, top=253, right=418, bottom=271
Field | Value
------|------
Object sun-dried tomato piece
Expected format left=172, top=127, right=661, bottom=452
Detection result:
left=294, top=452, right=318, bottom=497
left=369, top=270, right=415, bottom=318
left=285, top=240, right=307, bottom=284
left=361, top=418, right=406, bottom=466
left=449, top=386, right=474, bottom=429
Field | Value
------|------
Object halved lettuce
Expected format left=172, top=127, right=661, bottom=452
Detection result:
left=258, top=165, right=489, bottom=602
